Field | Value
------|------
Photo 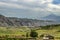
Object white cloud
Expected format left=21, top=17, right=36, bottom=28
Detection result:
left=23, top=0, right=35, bottom=2
left=0, top=0, right=60, bottom=17
left=0, top=2, right=28, bottom=9
left=48, top=4, right=60, bottom=9
left=0, top=0, right=60, bottom=12
left=10, top=0, right=18, bottom=2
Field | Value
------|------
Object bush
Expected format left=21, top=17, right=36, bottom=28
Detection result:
left=30, top=30, right=38, bottom=38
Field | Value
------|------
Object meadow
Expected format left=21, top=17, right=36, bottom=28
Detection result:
left=0, top=26, right=60, bottom=40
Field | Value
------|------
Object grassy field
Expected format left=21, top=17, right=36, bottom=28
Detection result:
left=36, top=26, right=60, bottom=40
left=0, top=26, right=60, bottom=40
left=36, top=29, right=60, bottom=40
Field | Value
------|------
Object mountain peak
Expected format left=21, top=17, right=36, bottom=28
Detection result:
left=47, top=13, right=57, bottom=17
left=42, top=13, right=60, bottom=21
left=44, top=13, right=57, bottom=19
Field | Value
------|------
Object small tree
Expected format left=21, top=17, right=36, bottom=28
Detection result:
left=30, top=30, right=38, bottom=38
left=26, top=32, right=29, bottom=37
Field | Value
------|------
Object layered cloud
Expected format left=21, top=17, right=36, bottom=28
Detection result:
left=0, top=0, right=60, bottom=19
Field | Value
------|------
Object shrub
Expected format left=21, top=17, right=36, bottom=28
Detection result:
left=30, top=30, right=38, bottom=38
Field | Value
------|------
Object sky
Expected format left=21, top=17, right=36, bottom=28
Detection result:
left=0, top=0, right=60, bottom=19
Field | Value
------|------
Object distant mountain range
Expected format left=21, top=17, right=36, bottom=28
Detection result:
left=42, top=14, right=60, bottom=22
left=0, top=14, right=59, bottom=27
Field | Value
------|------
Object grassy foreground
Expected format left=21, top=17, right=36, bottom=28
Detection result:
left=0, top=26, right=60, bottom=40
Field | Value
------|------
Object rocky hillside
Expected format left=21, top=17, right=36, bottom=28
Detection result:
left=0, top=15, right=59, bottom=27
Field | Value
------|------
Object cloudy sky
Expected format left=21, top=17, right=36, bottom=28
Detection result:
left=0, top=0, right=60, bottom=19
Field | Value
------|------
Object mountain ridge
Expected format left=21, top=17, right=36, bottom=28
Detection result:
left=42, top=14, right=60, bottom=21
left=0, top=14, right=59, bottom=27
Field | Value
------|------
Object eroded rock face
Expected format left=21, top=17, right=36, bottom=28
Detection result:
left=0, top=15, right=14, bottom=27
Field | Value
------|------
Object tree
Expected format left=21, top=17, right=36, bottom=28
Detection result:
left=26, top=32, right=29, bottom=37
left=30, top=30, right=38, bottom=38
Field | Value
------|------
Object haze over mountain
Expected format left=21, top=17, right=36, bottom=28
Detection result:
left=42, top=14, right=60, bottom=22
left=0, top=14, right=58, bottom=27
